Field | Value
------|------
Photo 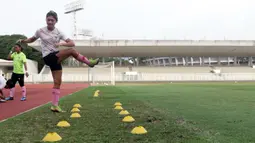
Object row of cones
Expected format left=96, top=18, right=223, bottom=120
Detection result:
left=42, top=104, right=82, bottom=142
left=43, top=89, right=99, bottom=142
left=114, top=102, right=148, bottom=134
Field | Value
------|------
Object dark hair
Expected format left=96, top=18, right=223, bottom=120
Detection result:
left=46, top=10, right=58, bottom=22
left=15, top=43, right=23, bottom=51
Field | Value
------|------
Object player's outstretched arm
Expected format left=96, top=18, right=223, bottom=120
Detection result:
left=20, top=36, right=38, bottom=44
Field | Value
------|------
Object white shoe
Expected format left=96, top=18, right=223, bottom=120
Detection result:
left=0, top=99, right=6, bottom=102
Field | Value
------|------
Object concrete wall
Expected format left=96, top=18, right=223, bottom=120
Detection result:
left=26, top=59, right=38, bottom=74
left=26, top=66, right=255, bottom=84
left=0, top=67, right=7, bottom=74
left=3, top=59, right=255, bottom=83
left=0, top=66, right=13, bottom=79
left=24, top=72, right=255, bottom=83
left=0, top=67, right=8, bottom=76
left=0, top=59, right=38, bottom=79
left=48, top=66, right=255, bottom=74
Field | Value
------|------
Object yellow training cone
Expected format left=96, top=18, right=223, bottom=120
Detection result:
left=71, top=108, right=80, bottom=112
left=57, top=121, right=70, bottom=127
left=114, top=102, right=122, bottom=106
left=119, top=110, right=129, bottom=115
left=70, top=113, right=81, bottom=118
left=73, top=104, right=81, bottom=108
left=93, top=92, right=99, bottom=97
left=114, top=105, right=123, bottom=110
left=42, top=132, right=62, bottom=142
left=93, top=90, right=100, bottom=97
left=131, top=126, right=147, bottom=134
left=122, top=115, right=135, bottom=122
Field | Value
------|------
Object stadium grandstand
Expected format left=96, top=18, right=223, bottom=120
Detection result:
left=1, top=39, right=255, bottom=84
left=142, top=57, right=251, bottom=66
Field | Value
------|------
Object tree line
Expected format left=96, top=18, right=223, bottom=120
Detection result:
left=0, top=34, right=45, bottom=72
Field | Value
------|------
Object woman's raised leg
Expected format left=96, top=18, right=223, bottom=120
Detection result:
left=56, top=48, right=99, bottom=67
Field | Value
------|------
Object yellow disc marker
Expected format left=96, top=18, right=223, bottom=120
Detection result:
left=122, top=115, right=135, bottom=122
left=131, top=126, right=148, bottom=134
left=93, top=92, right=99, bottom=97
left=73, top=104, right=81, bottom=108
left=57, top=121, right=71, bottom=127
left=71, top=108, right=80, bottom=112
left=119, top=110, right=130, bottom=115
left=42, top=132, right=62, bottom=142
left=114, top=105, right=123, bottom=110
left=70, top=113, right=81, bottom=118
left=114, top=102, right=122, bottom=106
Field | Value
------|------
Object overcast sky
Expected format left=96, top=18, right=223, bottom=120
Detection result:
left=0, top=0, right=254, bottom=40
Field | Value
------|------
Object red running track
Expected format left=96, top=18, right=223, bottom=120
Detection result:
left=0, top=83, right=88, bottom=122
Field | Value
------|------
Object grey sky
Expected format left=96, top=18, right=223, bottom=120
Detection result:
left=0, top=0, right=254, bottom=40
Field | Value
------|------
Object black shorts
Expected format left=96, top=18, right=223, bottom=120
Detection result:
left=43, top=51, right=62, bottom=71
left=10, top=72, right=25, bottom=88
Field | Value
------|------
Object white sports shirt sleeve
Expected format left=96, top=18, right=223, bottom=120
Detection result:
left=0, top=76, right=6, bottom=89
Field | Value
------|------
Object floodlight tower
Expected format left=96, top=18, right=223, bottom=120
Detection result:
left=64, top=0, right=85, bottom=39
left=64, top=0, right=84, bottom=67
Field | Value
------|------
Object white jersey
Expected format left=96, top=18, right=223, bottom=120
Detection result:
left=0, top=76, right=6, bottom=89
left=33, top=27, right=68, bottom=57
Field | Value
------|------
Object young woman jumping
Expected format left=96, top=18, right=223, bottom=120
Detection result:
left=19, top=10, right=99, bottom=112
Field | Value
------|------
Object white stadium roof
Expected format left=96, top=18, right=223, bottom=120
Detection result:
left=29, top=40, right=255, bottom=57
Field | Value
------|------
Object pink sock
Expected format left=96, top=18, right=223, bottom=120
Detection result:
left=75, top=53, right=90, bottom=65
left=52, top=88, right=60, bottom=106
left=10, top=88, right=15, bottom=97
left=21, top=86, right=26, bottom=97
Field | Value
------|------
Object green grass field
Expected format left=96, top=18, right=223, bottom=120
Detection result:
left=1, top=83, right=255, bottom=143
